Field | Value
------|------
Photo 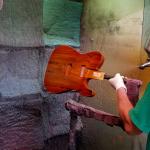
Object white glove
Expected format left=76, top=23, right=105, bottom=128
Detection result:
left=109, top=73, right=127, bottom=92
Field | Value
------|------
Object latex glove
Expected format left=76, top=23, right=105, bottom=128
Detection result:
left=109, top=73, right=127, bottom=92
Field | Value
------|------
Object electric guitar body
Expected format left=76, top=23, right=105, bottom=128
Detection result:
left=44, top=45, right=104, bottom=96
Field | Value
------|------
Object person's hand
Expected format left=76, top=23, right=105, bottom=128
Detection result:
left=109, top=73, right=127, bottom=92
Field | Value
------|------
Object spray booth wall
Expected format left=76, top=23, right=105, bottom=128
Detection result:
left=0, top=0, right=150, bottom=150
left=79, top=0, right=150, bottom=150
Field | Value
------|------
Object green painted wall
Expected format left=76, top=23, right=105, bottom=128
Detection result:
left=82, top=0, right=143, bottom=32
left=43, top=0, right=82, bottom=47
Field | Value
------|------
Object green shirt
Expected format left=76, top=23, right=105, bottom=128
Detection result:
left=129, top=83, right=150, bottom=150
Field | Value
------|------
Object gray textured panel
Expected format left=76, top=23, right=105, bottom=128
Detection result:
left=44, top=135, right=69, bottom=150
left=0, top=0, right=43, bottom=47
left=0, top=94, right=44, bottom=150
left=0, top=92, right=80, bottom=150
left=41, top=92, right=80, bottom=139
left=0, top=48, right=41, bottom=97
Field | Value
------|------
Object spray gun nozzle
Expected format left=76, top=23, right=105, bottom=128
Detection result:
left=139, top=59, right=150, bottom=70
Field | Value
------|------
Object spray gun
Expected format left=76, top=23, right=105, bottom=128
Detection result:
left=139, top=59, right=150, bottom=69
left=139, top=43, right=150, bottom=69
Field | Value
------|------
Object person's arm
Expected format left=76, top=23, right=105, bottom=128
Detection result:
left=109, top=73, right=142, bottom=135
left=116, top=88, right=141, bottom=134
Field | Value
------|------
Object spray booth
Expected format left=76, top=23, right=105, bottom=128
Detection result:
left=0, top=0, right=150, bottom=150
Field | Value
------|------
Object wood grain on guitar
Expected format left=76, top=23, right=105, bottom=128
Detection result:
left=44, top=45, right=105, bottom=96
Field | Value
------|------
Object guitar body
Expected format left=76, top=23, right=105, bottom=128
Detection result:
left=44, top=45, right=104, bottom=96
